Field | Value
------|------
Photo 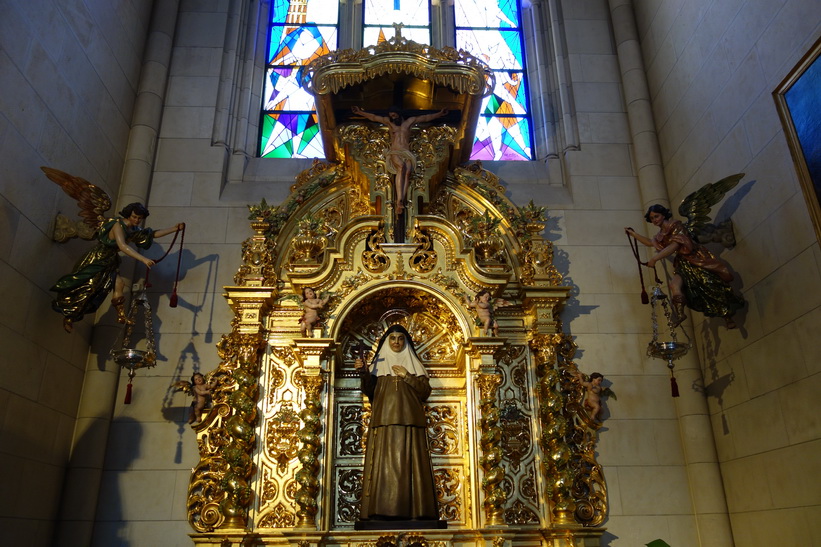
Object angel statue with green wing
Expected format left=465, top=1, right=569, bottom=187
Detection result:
left=44, top=167, right=184, bottom=333
left=625, top=173, right=746, bottom=328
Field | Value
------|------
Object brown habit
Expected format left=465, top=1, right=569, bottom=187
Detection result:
left=359, top=371, right=438, bottom=520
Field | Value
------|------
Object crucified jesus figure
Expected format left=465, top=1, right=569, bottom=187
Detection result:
left=352, top=106, right=448, bottom=214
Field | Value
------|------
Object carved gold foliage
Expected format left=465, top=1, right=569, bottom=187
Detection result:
left=260, top=465, right=278, bottom=506
left=434, top=468, right=462, bottom=522
left=188, top=330, right=265, bottom=532
left=499, top=400, right=531, bottom=471
left=266, top=401, right=301, bottom=472
left=362, top=222, right=390, bottom=273
left=410, top=220, right=437, bottom=274
left=504, top=499, right=539, bottom=525
left=258, top=502, right=296, bottom=528
left=426, top=405, right=459, bottom=455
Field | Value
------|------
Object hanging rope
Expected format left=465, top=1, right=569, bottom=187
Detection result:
left=626, top=228, right=650, bottom=304
left=144, top=223, right=186, bottom=307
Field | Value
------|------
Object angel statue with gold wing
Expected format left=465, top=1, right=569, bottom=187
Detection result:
left=625, top=173, right=746, bottom=328
left=44, top=167, right=184, bottom=332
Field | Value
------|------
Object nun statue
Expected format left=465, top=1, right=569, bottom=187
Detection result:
left=354, top=324, right=441, bottom=526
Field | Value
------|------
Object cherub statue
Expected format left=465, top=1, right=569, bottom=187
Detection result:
left=298, top=287, right=330, bottom=337
left=625, top=173, right=746, bottom=328
left=44, top=167, right=184, bottom=332
left=466, top=289, right=510, bottom=336
left=351, top=106, right=448, bottom=214
left=573, top=371, right=609, bottom=421
left=174, top=372, right=214, bottom=425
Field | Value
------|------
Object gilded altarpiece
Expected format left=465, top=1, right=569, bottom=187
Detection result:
left=186, top=35, right=606, bottom=547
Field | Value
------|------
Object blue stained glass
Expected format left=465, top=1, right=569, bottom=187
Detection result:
left=455, top=29, right=522, bottom=70
left=481, top=70, right=528, bottom=115
left=271, top=0, right=339, bottom=25
left=268, top=25, right=337, bottom=65
left=363, top=26, right=431, bottom=46
left=455, top=0, right=518, bottom=28
left=364, top=0, right=429, bottom=26
left=263, top=67, right=318, bottom=111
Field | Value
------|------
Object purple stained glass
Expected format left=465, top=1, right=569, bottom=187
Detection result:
left=471, top=116, right=531, bottom=161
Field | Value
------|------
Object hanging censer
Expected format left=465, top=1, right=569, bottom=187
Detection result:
left=111, top=282, right=157, bottom=404
left=646, top=283, right=691, bottom=397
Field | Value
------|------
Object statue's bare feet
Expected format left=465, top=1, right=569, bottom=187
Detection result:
left=63, top=318, right=73, bottom=333
left=396, top=201, right=405, bottom=214
left=724, top=315, right=737, bottom=329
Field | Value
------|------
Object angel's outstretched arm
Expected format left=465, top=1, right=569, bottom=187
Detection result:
left=154, top=223, right=185, bottom=238
left=111, top=222, right=156, bottom=268
left=625, top=227, right=653, bottom=247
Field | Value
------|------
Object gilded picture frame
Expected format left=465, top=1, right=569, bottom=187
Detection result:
left=773, top=35, right=821, bottom=245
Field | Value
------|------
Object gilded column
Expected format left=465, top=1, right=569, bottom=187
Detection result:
left=292, top=338, right=333, bottom=528
left=470, top=338, right=506, bottom=526
left=530, top=333, right=575, bottom=525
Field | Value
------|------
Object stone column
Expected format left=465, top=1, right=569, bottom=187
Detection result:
left=53, top=2, right=180, bottom=545
left=608, top=2, right=735, bottom=544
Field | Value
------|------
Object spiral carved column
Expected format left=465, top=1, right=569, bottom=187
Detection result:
left=476, top=372, right=505, bottom=525
left=294, top=374, right=325, bottom=528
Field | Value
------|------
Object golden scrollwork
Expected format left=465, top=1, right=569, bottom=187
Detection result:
left=266, top=402, right=301, bottom=472
left=433, top=468, right=462, bottom=522
left=410, top=220, right=437, bottom=273
left=362, top=221, right=390, bottom=273
left=257, top=501, right=296, bottom=528
left=426, top=405, right=460, bottom=455
left=499, top=399, right=531, bottom=471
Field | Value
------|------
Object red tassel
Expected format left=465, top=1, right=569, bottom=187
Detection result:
left=169, top=291, right=178, bottom=308
left=124, top=381, right=133, bottom=404
left=670, top=375, right=680, bottom=397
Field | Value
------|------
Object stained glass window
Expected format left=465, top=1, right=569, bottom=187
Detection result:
left=261, top=0, right=339, bottom=158
left=456, top=0, right=533, bottom=160
left=261, top=0, right=534, bottom=160
left=363, top=0, right=431, bottom=46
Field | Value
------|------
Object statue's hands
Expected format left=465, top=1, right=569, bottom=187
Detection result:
left=352, top=106, right=362, bottom=114
left=645, top=256, right=657, bottom=268
left=354, top=358, right=365, bottom=369
left=391, top=365, right=408, bottom=377
left=625, top=227, right=635, bottom=237
left=142, top=257, right=156, bottom=268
